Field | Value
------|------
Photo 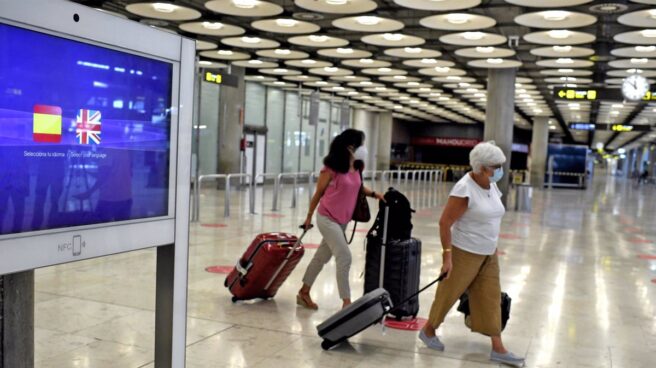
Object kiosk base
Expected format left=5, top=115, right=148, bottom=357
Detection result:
left=0, top=270, right=34, bottom=368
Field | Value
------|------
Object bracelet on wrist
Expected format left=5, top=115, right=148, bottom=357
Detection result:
left=442, top=248, right=452, bottom=253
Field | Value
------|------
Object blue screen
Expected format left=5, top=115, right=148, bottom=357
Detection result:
left=0, top=23, right=173, bottom=235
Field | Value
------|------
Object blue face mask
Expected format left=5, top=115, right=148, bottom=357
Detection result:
left=490, top=167, right=504, bottom=183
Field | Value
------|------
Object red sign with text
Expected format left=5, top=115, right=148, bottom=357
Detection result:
left=411, top=137, right=481, bottom=148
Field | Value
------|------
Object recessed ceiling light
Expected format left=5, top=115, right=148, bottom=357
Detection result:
left=348, top=91, right=358, bottom=95
left=548, top=30, right=572, bottom=39
left=558, top=68, right=574, bottom=73
left=559, top=76, right=576, bottom=81
left=565, top=83, right=577, bottom=87
left=249, top=60, right=263, bottom=64
left=356, top=16, right=380, bottom=26
left=631, top=58, right=649, bottom=64
left=552, top=45, right=573, bottom=53
left=336, top=48, right=353, bottom=54
left=474, top=93, right=485, bottom=97
left=375, top=87, right=386, bottom=91
left=273, top=68, right=287, bottom=73
left=394, top=75, right=406, bottom=80
left=408, top=82, right=419, bottom=86
left=476, top=46, right=495, bottom=53
left=309, top=35, right=329, bottom=43
left=420, top=58, right=437, bottom=64
left=326, top=0, right=348, bottom=5
left=383, top=33, right=404, bottom=41
left=446, top=14, right=471, bottom=25
left=276, top=19, right=298, bottom=27
left=256, top=76, right=265, bottom=79
left=403, top=48, right=422, bottom=54
left=446, top=76, right=461, bottom=80
left=419, top=88, right=430, bottom=92
left=435, top=66, right=450, bottom=72
left=275, top=49, right=291, bottom=55
left=316, top=81, right=328, bottom=85
left=359, top=58, right=374, bottom=64
left=612, top=103, right=624, bottom=108
left=556, top=58, right=574, bottom=64
left=635, top=46, right=656, bottom=52
left=242, top=36, right=261, bottom=44
left=542, top=10, right=570, bottom=22
left=611, top=110, right=620, bottom=115
left=360, top=81, right=372, bottom=85
left=324, top=67, right=339, bottom=72
left=378, top=67, right=392, bottom=72
left=273, top=81, right=285, bottom=85
left=152, top=3, right=178, bottom=13
left=628, top=68, right=643, bottom=73
left=301, top=59, right=317, bottom=64
left=333, top=86, right=345, bottom=91
left=650, top=10, right=656, bottom=20
left=430, top=92, right=441, bottom=96
left=487, top=58, right=503, bottom=64
left=198, top=60, right=213, bottom=65
left=459, top=82, right=471, bottom=87
left=202, top=22, right=224, bottom=30
left=233, top=0, right=259, bottom=9
left=641, top=29, right=656, bottom=38
left=462, top=32, right=484, bottom=40
left=217, top=50, right=234, bottom=55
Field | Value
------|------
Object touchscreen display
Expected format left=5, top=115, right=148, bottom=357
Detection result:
left=0, top=23, right=173, bottom=235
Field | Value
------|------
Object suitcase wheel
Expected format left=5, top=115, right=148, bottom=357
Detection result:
left=321, top=339, right=335, bottom=351
left=231, top=297, right=239, bottom=303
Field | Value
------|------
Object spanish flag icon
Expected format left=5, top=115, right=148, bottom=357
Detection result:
left=33, top=105, right=62, bottom=143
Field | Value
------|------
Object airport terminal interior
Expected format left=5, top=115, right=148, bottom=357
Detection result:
left=2, top=0, right=656, bottom=367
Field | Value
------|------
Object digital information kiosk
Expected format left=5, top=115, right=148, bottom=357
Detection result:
left=0, top=0, right=194, bottom=366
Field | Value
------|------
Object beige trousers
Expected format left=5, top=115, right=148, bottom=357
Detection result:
left=427, top=246, right=502, bottom=336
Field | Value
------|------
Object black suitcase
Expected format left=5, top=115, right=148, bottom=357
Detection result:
left=364, top=236, right=421, bottom=320
left=364, top=190, right=421, bottom=320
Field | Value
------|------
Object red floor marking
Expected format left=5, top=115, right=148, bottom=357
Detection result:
left=629, top=237, right=653, bottom=244
left=625, top=226, right=642, bottom=232
left=384, top=317, right=428, bottom=331
left=263, top=214, right=285, bottom=218
left=205, top=265, right=233, bottom=274
left=201, top=223, right=227, bottom=228
left=303, top=243, right=320, bottom=249
left=499, top=233, right=521, bottom=240
left=651, top=279, right=656, bottom=284
left=638, top=254, right=656, bottom=260
left=496, top=250, right=506, bottom=256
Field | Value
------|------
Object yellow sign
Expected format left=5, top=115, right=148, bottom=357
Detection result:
left=642, top=91, right=656, bottom=101
left=556, top=89, right=597, bottom=100
left=205, top=72, right=222, bottom=84
left=611, top=124, right=634, bottom=132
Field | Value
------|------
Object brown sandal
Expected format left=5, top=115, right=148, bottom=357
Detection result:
left=296, top=292, right=318, bottom=310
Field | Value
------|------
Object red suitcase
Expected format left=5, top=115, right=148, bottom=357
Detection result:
left=225, top=228, right=309, bottom=302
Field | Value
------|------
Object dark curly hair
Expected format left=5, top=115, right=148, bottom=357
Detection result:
left=323, top=129, right=365, bottom=174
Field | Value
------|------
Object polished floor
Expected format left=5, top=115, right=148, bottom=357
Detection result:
left=33, top=174, right=656, bottom=367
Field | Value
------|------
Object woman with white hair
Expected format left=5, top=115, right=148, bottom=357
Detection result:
left=418, top=141, right=525, bottom=367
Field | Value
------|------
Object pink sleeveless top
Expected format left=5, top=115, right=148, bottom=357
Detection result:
left=317, top=166, right=362, bottom=225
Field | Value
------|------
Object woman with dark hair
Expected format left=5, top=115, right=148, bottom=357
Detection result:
left=298, top=129, right=384, bottom=310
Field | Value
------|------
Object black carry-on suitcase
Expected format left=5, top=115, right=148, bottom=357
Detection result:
left=364, top=190, right=421, bottom=320
left=317, top=273, right=446, bottom=350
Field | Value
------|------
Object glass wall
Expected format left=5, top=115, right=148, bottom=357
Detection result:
left=197, top=81, right=220, bottom=175
left=315, top=100, right=330, bottom=170
left=265, top=87, right=284, bottom=174
left=300, top=96, right=315, bottom=172
left=244, top=82, right=266, bottom=127
left=283, top=92, right=301, bottom=173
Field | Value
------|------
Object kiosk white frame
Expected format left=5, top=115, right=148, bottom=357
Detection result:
left=0, top=1, right=194, bottom=366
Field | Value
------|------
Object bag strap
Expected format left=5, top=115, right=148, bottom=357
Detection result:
left=347, top=222, right=357, bottom=244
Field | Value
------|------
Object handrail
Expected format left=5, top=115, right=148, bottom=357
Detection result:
left=272, top=172, right=311, bottom=211
left=192, top=173, right=254, bottom=221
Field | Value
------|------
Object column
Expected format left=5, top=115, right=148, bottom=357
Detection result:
left=352, top=109, right=379, bottom=170
left=376, top=112, right=393, bottom=171
left=529, top=116, right=549, bottom=188
left=648, top=145, right=656, bottom=176
left=217, top=65, right=245, bottom=175
left=1, top=271, right=35, bottom=368
left=485, top=68, right=517, bottom=204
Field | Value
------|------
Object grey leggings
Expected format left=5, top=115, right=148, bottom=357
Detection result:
left=302, top=213, right=352, bottom=300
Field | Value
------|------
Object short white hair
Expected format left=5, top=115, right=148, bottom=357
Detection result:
left=469, top=141, right=506, bottom=174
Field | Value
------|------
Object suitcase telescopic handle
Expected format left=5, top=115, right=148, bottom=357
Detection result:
left=384, top=272, right=447, bottom=316
left=263, top=225, right=313, bottom=291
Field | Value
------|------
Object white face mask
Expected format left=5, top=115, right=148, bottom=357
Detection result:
left=354, top=146, right=368, bottom=163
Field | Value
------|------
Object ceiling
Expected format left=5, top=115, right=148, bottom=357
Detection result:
left=75, top=0, right=656, bottom=152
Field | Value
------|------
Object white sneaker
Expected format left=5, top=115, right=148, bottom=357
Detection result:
left=418, top=330, right=445, bottom=351
left=490, top=350, right=525, bottom=367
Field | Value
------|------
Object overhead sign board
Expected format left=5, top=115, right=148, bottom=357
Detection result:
left=204, top=71, right=239, bottom=87
left=568, top=123, right=652, bottom=132
left=555, top=88, right=656, bottom=101
left=411, top=137, right=480, bottom=148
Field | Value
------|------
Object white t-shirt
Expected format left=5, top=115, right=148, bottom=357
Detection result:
left=449, top=173, right=506, bottom=255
